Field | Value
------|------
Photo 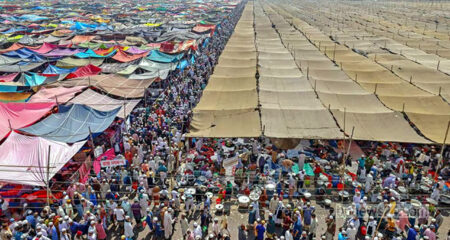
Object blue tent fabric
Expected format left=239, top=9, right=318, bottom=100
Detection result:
left=0, top=85, right=20, bottom=92
left=24, top=72, right=47, bottom=86
left=74, top=49, right=116, bottom=58
left=177, top=59, right=189, bottom=70
left=43, top=65, right=77, bottom=74
left=20, top=104, right=120, bottom=143
left=2, top=49, right=45, bottom=62
left=70, top=22, right=98, bottom=30
left=19, top=14, right=49, bottom=22
left=147, top=50, right=184, bottom=63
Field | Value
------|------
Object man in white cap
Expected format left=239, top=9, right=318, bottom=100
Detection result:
left=124, top=216, right=134, bottom=239
left=347, top=222, right=357, bottom=240
left=423, top=225, right=436, bottom=240
left=418, top=204, right=430, bottom=225
left=212, top=217, right=220, bottom=237
left=185, top=194, right=194, bottom=215
left=60, top=228, right=70, bottom=240
left=163, top=208, right=174, bottom=239
left=365, top=173, right=373, bottom=194
left=87, top=229, right=96, bottom=240
left=193, top=222, right=202, bottom=239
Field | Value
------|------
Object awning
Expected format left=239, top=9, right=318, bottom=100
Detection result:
left=20, top=104, right=120, bottom=143
left=0, top=131, right=85, bottom=186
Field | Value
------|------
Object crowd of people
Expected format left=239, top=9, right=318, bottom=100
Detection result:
left=1, top=1, right=450, bottom=240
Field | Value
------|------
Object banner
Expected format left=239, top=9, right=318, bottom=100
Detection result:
left=100, top=157, right=126, bottom=168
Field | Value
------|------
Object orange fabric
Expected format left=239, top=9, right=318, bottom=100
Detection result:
left=0, top=43, right=24, bottom=53
left=71, top=35, right=96, bottom=44
left=112, top=49, right=148, bottom=63
left=0, top=92, right=32, bottom=102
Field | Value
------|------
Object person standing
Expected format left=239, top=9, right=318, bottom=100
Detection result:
left=255, top=220, right=265, bottom=240
left=114, top=205, right=125, bottom=235
left=266, top=214, right=276, bottom=239
left=95, top=219, right=107, bottom=240
left=163, top=208, right=174, bottom=239
left=180, top=214, right=189, bottom=239
left=131, top=200, right=141, bottom=227
left=238, top=225, right=247, bottom=240
left=124, top=216, right=134, bottom=240
left=309, top=214, right=317, bottom=240
left=325, top=216, right=336, bottom=240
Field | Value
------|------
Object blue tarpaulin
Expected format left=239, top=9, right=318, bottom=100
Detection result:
left=177, top=59, right=189, bottom=70
left=3, top=48, right=45, bottom=62
left=20, top=104, right=120, bottom=143
left=74, top=49, right=116, bottom=58
left=70, top=22, right=98, bottom=30
left=19, top=14, right=49, bottom=22
left=24, top=72, right=46, bottom=86
left=0, top=85, right=20, bottom=92
left=43, top=65, right=77, bottom=74
left=147, top=50, right=184, bottom=63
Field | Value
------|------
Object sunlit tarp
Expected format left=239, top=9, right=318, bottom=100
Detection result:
left=70, top=89, right=140, bottom=118
left=0, top=131, right=85, bottom=186
left=28, top=86, right=86, bottom=103
left=0, top=102, right=55, bottom=140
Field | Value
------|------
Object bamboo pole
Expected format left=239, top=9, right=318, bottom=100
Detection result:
left=46, top=145, right=51, bottom=207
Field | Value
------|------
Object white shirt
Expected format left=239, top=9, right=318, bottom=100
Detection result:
left=124, top=221, right=134, bottom=238
left=285, top=231, right=294, bottom=240
left=114, top=208, right=125, bottom=221
left=87, top=233, right=97, bottom=240
left=194, top=225, right=202, bottom=238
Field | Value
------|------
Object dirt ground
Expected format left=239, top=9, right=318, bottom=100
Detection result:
left=103, top=196, right=449, bottom=240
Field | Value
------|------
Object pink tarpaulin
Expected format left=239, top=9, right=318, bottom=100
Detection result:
left=0, top=102, right=56, bottom=140
left=28, top=86, right=85, bottom=103
left=126, top=46, right=148, bottom=55
left=93, top=148, right=115, bottom=174
left=78, top=162, right=92, bottom=184
left=0, top=73, right=19, bottom=82
left=28, top=42, right=58, bottom=54
left=0, top=131, right=85, bottom=186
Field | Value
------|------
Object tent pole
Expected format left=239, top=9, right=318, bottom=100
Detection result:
left=123, top=102, right=126, bottom=120
left=437, top=121, right=450, bottom=177
left=342, top=126, right=355, bottom=179
left=144, top=88, right=147, bottom=108
left=46, top=145, right=51, bottom=207
left=8, top=119, right=12, bottom=131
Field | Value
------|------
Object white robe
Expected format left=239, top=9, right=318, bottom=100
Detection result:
left=164, top=212, right=173, bottom=239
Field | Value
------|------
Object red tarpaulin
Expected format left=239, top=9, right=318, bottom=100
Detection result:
left=65, top=64, right=102, bottom=79
left=0, top=185, right=23, bottom=197
left=21, top=190, right=63, bottom=202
